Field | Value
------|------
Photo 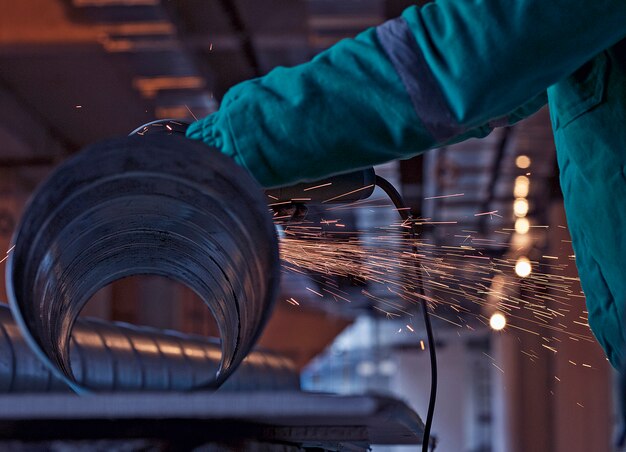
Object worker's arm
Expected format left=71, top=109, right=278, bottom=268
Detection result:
left=187, top=0, right=626, bottom=188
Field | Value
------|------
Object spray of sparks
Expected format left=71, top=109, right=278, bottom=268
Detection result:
left=0, top=195, right=592, bottom=353
left=274, top=199, right=593, bottom=348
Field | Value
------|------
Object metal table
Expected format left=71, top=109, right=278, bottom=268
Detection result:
left=0, top=391, right=423, bottom=451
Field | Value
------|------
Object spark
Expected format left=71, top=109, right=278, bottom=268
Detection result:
left=304, top=182, right=333, bottom=191
left=424, top=193, right=465, bottom=200
left=184, top=105, right=198, bottom=120
left=322, top=184, right=375, bottom=203
left=268, top=201, right=292, bottom=207
left=0, top=245, right=14, bottom=265
left=474, top=210, right=498, bottom=217
left=372, top=306, right=401, bottom=318
left=305, top=287, right=324, bottom=297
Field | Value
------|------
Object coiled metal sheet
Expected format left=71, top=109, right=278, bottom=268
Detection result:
left=0, top=304, right=298, bottom=392
left=6, top=134, right=280, bottom=393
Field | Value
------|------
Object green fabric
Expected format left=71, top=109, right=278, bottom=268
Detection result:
left=549, top=48, right=626, bottom=367
left=189, top=27, right=438, bottom=187
left=187, top=0, right=625, bottom=187
left=187, top=0, right=626, bottom=366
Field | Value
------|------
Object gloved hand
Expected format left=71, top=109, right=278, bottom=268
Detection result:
left=186, top=86, right=247, bottom=170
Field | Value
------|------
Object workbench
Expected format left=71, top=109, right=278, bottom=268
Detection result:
left=0, top=391, right=423, bottom=451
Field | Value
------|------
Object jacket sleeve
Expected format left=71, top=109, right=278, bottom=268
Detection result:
left=187, top=0, right=626, bottom=188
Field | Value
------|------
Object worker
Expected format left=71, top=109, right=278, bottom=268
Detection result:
left=187, top=0, right=626, bottom=369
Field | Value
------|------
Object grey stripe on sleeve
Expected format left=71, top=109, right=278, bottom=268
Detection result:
left=376, top=17, right=465, bottom=142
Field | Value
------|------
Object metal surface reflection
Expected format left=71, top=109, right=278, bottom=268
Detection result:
left=0, top=304, right=298, bottom=392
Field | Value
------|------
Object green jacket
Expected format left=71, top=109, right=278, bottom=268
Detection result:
left=187, top=1, right=626, bottom=367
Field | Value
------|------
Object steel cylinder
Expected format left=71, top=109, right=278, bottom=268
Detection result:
left=6, top=134, right=280, bottom=393
left=0, top=304, right=298, bottom=392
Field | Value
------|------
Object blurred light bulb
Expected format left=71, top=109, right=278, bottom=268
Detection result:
left=511, top=231, right=532, bottom=249
left=515, top=256, right=532, bottom=277
left=516, top=155, right=531, bottom=169
left=379, top=360, right=397, bottom=376
left=515, top=217, right=530, bottom=234
left=356, top=361, right=376, bottom=377
left=514, top=198, right=529, bottom=217
left=490, top=312, right=507, bottom=331
left=514, top=175, right=530, bottom=198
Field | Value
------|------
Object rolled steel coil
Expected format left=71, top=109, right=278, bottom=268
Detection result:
left=6, top=133, right=280, bottom=393
left=0, top=304, right=298, bottom=392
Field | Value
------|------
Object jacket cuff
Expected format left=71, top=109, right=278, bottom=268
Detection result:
left=222, top=95, right=281, bottom=188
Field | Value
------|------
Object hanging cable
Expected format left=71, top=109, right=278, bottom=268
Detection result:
left=375, top=175, right=438, bottom=452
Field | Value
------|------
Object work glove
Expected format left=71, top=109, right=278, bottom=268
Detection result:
left=186, top=86, right=247, bottom=170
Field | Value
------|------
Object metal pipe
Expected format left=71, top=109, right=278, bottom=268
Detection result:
left=6, top=134, right=280, bottom=393
left=0, top=304, right=298, bottom=392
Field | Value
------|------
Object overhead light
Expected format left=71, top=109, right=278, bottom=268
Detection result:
left=515, top=217, right=530, bottom=234
left=511, top=232, right=532, bottom=250
left=489, top=312, right=507, bottom=331
left=514, top=175, right=530, bottom=198
left=99, top=22, right=174, bottom=36
left=513, top=198, right=529, bottom=217
left=133, top=76, right=205, bottom=99
left=515, top=256, right=532, bottom=277
left=515, top=155, right=531, bottom=169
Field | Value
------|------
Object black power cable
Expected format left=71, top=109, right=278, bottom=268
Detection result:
left=375, top=175, right=438, bottom=452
